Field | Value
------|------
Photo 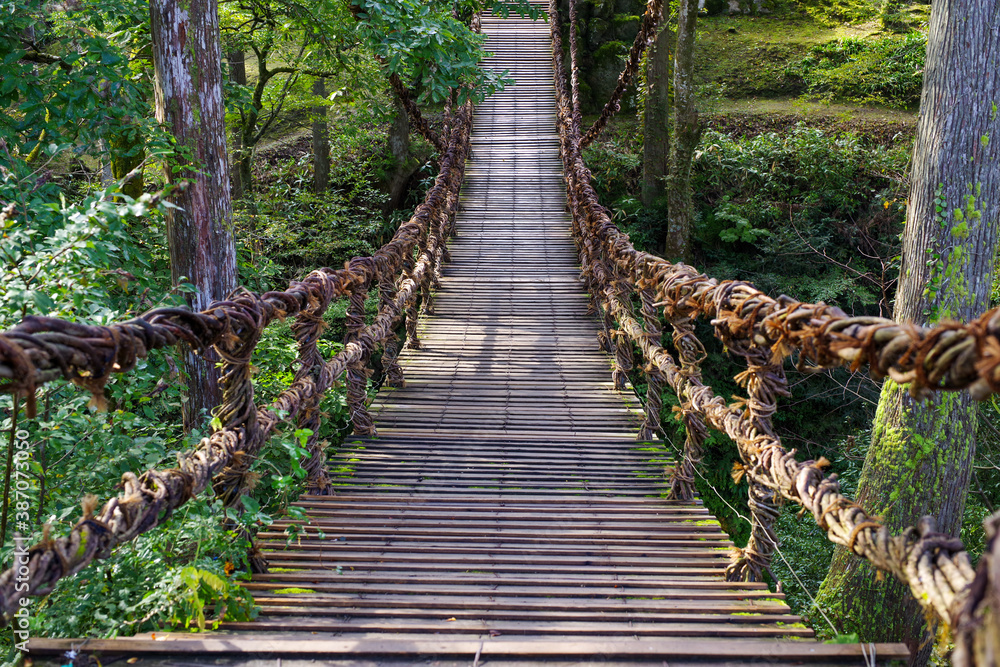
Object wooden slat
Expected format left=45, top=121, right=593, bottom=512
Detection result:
left=224, top=617, right=816, bottom=638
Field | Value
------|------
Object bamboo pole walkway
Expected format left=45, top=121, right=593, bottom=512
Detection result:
left=28, top=12, right=909, bottom=667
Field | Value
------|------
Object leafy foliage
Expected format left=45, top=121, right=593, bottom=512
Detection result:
left=239, top=124, right=401, bottom=281
left=789, top=34, right=926, bottom=109
left=587, top=122, right=910, bottom=314
left=691, top=125, right=909, bottom=313
left=20, top=497, right=256, bottom=641
left=0, top=0, right=153, bottom=156
left=355, top=0, right=541, bottom=104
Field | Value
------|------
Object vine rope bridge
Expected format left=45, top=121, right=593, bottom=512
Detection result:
left=2, top=3, right=1000, bottom=665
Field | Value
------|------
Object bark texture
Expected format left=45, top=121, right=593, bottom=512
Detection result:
left=151, top=0, right=238, bottom=430
left=817, top=2, right=1000, bottom=663
left=312, top=78, right=330, bottom=194
left=664, top=0, right=699, bottom=263
left=641, top=24, right=670, bottom=209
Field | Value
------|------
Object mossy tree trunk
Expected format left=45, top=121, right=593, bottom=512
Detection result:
left=664, top=0, right=699, bottom=263
left=228, top=49, right=247, bottom=201
left=312, top=77, right=330, bottom=194
left=641, top=22, right=670, bottom=209
left=817, top=1, right=1000, bottom=663
left=109, top=127, right=145, bottom=199
left=151, top=0, right=238, bottom=431
left=380, top=97, right=420, bottom=216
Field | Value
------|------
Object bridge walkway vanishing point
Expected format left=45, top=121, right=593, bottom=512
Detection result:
left=29, top=13, right=910, bottom=667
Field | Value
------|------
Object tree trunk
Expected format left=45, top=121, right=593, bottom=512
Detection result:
left=109, top=125, right=145, bottom=199
left=228, top=49, right=247, bottom=201
left=150, top=0, right=238, bottom=431
left=99, top=138, right=114, bottom=187
left=237, top=146, right=253, bottom=200
left=817, top=1, right=1000, bottom=663
left=312, top=77, right=330, bottom=193
left=664, top=0, right=699, bottom=263
left=641, top=23, right=670, bottom=209
left=380, top=97, right=417, bottom=215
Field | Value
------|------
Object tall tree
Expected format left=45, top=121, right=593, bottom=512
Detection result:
left=150, top=0, right=238, bottom=430
left=816, top=1, right=1000, bottom=663
left=380, top=97, right=421, bottom=214
left=228, top=49, right=248, bottom=200
left=312, top=77, right=330, bottom=193
left=641, top=22, right=670, bottom=209
left=663, top=0, right=699, bottom=262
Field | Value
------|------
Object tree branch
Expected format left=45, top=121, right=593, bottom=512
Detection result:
left=19, top=49, right=72, bottom=72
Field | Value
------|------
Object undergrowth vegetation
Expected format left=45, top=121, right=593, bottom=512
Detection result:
left=790, top=34, right=926, bottom=108
left=238, top=124, right=433, bottom=285
left=692, top=5, right=927, bottom=108
left=588, top=122, right=909, bottom=311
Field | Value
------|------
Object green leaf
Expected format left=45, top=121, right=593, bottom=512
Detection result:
left=241, top=495, right=261, bottom=515
left=32, top=290, right=56, bottom=313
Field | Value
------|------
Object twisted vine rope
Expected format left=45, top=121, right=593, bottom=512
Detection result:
left=550, top=0, right=997, bottom=658
left=388, top=73, right=446, bottom=154
left=0, top=90, right=473, bottom=620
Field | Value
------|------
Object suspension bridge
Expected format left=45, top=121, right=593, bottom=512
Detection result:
left=3, top=3, right=1000, bottom=665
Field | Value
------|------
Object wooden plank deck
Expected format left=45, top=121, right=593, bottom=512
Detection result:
left=28, top=12, right=909, bottom=667
left=366, top=25, right=644, bottom=441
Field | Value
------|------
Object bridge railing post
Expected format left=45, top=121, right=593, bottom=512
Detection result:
left=208, top=291, right=271, bottom=573
left=578, top=214, right=604, bottom=328
left=638, top=286, right=662, bottom=441
left=725, top=346, right=788, bottom=582
left=404, top=253, right=422, bottom=350
left=609, top=275, right=635, bottom=391
left=434, top=190, right=455, bottom=288
left=665, top=315, right=709, bottom=500
left=290, top=298, right=332, bottom=494
left=346, top=284, right=377, bottom=436
left=422, top=204, right=449, bottom=315
left=595, top=262, right=616, bottom=355
left=379, top=270, right=406, bottom=388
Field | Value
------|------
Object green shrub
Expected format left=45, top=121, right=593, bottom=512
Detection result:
left=790, top=34, right=926, bottom=108
left=692, top=124, right=909, bottom=312
left=582, top=137, right=642, bottom=206
left=793, top=0, right=880, bottom=25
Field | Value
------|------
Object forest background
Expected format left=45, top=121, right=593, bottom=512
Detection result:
left=0, top=0, right=993, bottom=663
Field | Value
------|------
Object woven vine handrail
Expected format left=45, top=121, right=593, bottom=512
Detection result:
left=0, top=86, right=474, bottom=619
left=550, top=0, right=998, bottom=661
